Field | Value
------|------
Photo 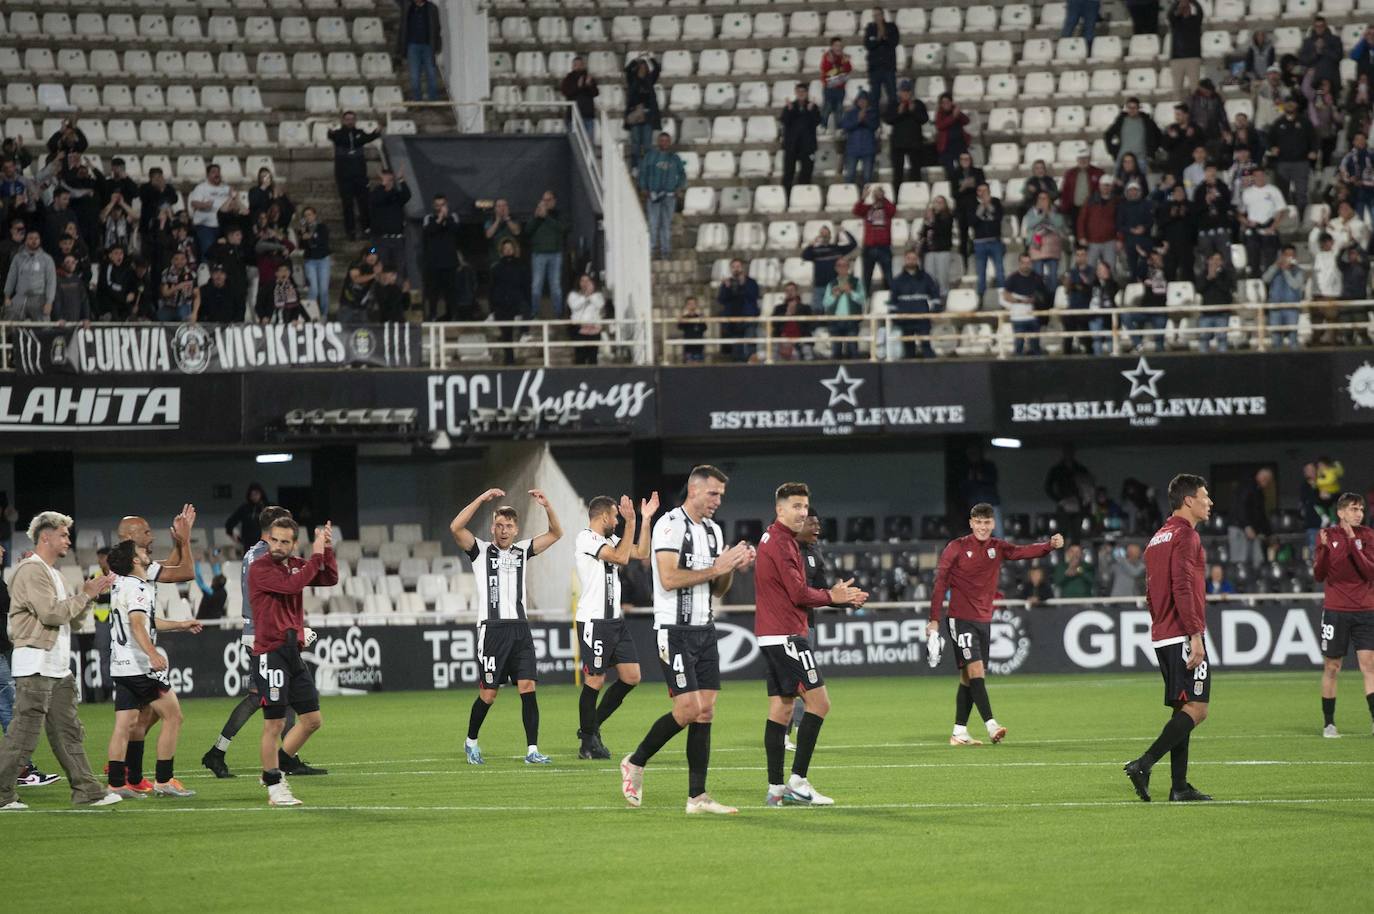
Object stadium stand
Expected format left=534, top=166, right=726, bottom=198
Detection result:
left=481, top=0, right=1374, bottom=361
left=0, top=2, right=452, bottom=316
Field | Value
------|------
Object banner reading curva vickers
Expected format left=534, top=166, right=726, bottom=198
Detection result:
left=14, top=323, right=420, bottom=374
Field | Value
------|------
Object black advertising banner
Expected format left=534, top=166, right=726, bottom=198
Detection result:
left=657, top=363, right=984, bottom=438
left=423, top=368, right=657, bottom=439
left=239, top=367, right=657, bottom=442
left=880, top=361, right=995, bottom=433
left=993, top=352, right=1333, bottom=434
left=1330, top=351, right=1374, bottom=424
left=88, top=605, right=1325, bottom=700
left=0, top=373, right=241, bottom=447
left=13, top=323, right=420, bottom=375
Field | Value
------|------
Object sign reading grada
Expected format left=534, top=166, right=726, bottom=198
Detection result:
left=14, top=323, right=420, bottom=374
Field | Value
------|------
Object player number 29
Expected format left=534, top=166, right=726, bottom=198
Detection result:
left=257, top=655, right=285, bottom=689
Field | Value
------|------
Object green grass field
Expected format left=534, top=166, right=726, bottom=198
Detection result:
left=10, top=671, right=1374, bottom=912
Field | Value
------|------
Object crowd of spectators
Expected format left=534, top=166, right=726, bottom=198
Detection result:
left=570, top=5, right=1374, bottom=361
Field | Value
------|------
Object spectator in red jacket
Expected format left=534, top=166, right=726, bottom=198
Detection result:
left=853, top=185, right=896, bottom=293
left=1060, top=151, right=1106, bottom=225
left=934, top=94, right=971, bottom=182
left=1077, top=176, right=1120, bottom=269
left=819, top=38, right=852, bottom=132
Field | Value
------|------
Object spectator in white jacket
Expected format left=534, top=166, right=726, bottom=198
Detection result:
left=566, top=273, right=605, bottom=365
left=1309, top=200, right=1371, bottom=254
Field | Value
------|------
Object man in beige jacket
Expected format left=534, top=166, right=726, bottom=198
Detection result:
left=0, top=511, right=120, bottom=810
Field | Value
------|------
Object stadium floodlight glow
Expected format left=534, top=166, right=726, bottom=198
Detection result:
left=255, top=453, right=294, bottom=464
left=990, top=437, right=1023, bottom=449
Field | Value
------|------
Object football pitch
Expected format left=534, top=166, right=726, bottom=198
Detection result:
left=12, top=671, right=1373, bottom=912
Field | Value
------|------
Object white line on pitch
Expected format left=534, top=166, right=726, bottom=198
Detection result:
left=304, top=732, right=1349, bottom=769
left=15, top=797, right=1374, bottom=816
left=168, top=758, right=1372, bottom=780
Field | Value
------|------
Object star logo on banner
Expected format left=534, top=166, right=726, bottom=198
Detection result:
left=820, top=365, right=865, bottom=408
left=1120, top=356, right=1165, bottom=399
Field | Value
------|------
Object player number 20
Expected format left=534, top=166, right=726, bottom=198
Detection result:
left=257, top=655, right=285, bottom=689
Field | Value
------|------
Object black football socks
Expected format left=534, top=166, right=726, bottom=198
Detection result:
left=1169, top=734, right=1190, bottom=792
left=968, top=677, right=994, bottom=722
left=596, top=680, right=635, bottom=726
left=686, top=722, right=711, bottom=797
left=955, top=683, right=973, bottom=726
left=765, top=719, right=787, bottom=784
left=630, top=713, right=684, bottom=767
left=520, top=691, right=540, bottom=746
left=1323, top=696, right=1336, bottom=727
left=467, top=696, right=492, bottom=741
left=1140, top=710, right=1196, bottom=770
left=579, top=684, right=599, bottom=736
left=155, top=758, right=174, bottom=784
left=126, top=740, right=145, bottom=785
left=793, top=712, right=824, bottom=780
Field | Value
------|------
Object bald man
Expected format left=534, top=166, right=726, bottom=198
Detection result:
left=114, top=506, right=197, bottom=585
left=105, top=505, right=196, bottom=795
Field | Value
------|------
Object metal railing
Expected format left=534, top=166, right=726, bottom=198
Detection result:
left=0, top=319, right=653, bottom=373
left=652, top=299, right=1374, bottom=364
left=425, top=316, right=651, bottom=369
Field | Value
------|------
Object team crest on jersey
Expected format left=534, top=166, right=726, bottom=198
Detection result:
left=676, top=673, right=687, bottom=688
left=966, top=550, right=973, bottom=558
left=987, top=547, right=997, bottom=559
left=806, top=669, right=818, bottom=684
left=269, top=686, right=280, bottom=701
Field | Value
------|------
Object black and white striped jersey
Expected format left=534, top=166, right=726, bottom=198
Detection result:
left=652, top=508, right=723, bottom=629
left=465, top=537, right=536, bottom=623
left=574, top=528, right=622, bottom=623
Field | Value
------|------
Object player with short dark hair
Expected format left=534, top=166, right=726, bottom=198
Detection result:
left=251, top=519, right=339, bottom=807
left=756, top=483, right=867, bottom=806
left=574, top=491, right=658, bottom=759
left=106, top=506, right=197, bottom=794
left=103, top=539, right=203, bottom=798
left=450, top=488, right=563, bottom=766
left=927, top=503, right=1063, bottom=745
left=202, top=505, right=324, bottom=779
left=1124, top=473, right=1214, bottom=803
left=1312, top=491, right=1374, bottom=738
left=620, top=465, right=755, bottom=814
left=787, top=506, right=838, bottom=750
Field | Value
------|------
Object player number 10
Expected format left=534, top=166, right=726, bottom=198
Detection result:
left=257, top=655, right=285, bottom=689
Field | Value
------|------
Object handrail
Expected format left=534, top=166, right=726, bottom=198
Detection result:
left=650, top=298, right=1374, bottom=363
left=0, top=318, right=648, bottom=373
left=425, top=315, right=650, bottom=369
